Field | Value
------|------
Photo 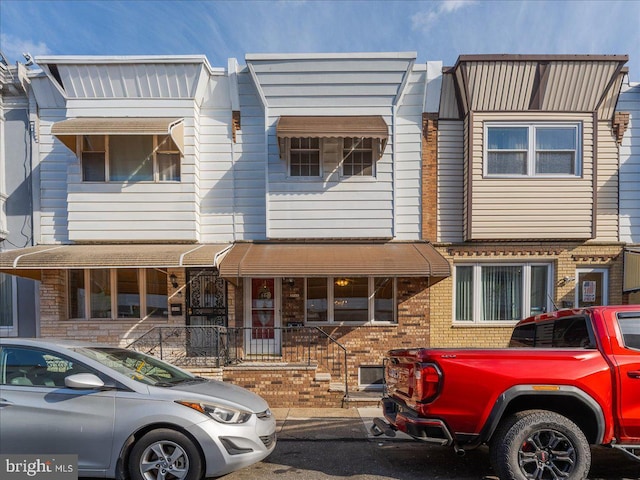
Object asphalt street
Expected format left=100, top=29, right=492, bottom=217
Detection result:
left=219, top=408, right=640, bottom=480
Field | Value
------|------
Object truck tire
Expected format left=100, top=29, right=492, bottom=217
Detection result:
left=489, top=409, right=591, bottom=480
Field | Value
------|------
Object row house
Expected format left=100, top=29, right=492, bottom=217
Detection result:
left=0, top=52, right=635, bottom=406
left=428, top=54, right=631, bottom=347
left=0, top=53, right=450, bottom=406
left=619, top=80, right=640, bottom=304
left=0, top=58, right=39, bottom=338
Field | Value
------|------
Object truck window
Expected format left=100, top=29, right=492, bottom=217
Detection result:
left=617, top=313, right=640, bottom=351
left=510, top=316, right=595, bottom=349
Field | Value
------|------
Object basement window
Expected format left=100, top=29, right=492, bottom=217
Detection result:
left=359, top=365, right=384, bottom=391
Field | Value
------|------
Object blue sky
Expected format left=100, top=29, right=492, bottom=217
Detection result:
left=1, top=0, right=639, bottom=75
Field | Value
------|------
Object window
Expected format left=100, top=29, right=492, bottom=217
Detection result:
left=617, top=313, right=640, bottom=351
left=68, top=268, right=168, bottom=320
left=359, top=365, right=385, bottom=391
left=0, top=273, right=16, bottom=335
left=455, top=263, right=552, bottom=323
left=1, top=347, right=93, bottom=387
left=305, top=277, right=396, bottom=323
left=343, top=137, right=375, bottom=176
left=486, top=124, right=580, bottom=177
left=289, top=138, right=321, bottom=177
left=509, top=316, right=595, bottom=349
left=81, top=134, right=180, bottom=182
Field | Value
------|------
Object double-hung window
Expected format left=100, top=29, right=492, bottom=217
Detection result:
left=288, top=138, right=321, bottom=177
left=343, top=137, right=375, bottom=176
left=455, top=263, right=552, bottom=324
left=81, top=134, right=180, bottom=182
left=486, top=123, right=580, bottom=177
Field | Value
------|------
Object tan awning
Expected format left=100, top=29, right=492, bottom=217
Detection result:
left=624, top=249, right=640, bottom=292
left=0, top=244, right=231, bottom=280
left=276, top=116, right=389, bottom=157
left=218, top=242, right=450, bottom=278
left=51, top=117, right=185, bottom=154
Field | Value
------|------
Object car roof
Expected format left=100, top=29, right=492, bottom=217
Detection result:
left=0, top=337, right=118, bottom=350
left=516, top=304, right=640, bottom=327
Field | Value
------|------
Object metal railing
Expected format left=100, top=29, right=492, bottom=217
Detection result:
left=127, top=325, right=348, bottom=395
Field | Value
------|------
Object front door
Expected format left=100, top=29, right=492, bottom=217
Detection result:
left=186, top=269, right=227, bottom=356
left=245, top=278, right=281, bottom=356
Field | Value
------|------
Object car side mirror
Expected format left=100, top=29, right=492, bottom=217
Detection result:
left=64, top=373, right=105, bottom=390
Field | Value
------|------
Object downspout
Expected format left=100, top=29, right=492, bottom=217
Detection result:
left=228, top=58, right=240, bottom=242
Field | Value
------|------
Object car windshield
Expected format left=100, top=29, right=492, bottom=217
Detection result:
left=73, top=347, right=198, bottom=386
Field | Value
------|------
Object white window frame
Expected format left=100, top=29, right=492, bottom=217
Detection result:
left=340, top=137, right=378, bottom=178
left=453, top=262, right=554, bottom=325
left=285, top=137, right=323, bottom=179
left=575, top=268, right=609, bottom=307
left=358, top=365, right=385, bottom=391
left=67, top=268, right=168, bottom=320
left=484, top=122, right=581, bottom=178
left=304, top=277, right=396, bottom=325
left=78, top=134, right=181, bottom=183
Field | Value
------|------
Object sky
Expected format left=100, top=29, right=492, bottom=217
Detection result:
left=1, top=0, right=639, bottom=76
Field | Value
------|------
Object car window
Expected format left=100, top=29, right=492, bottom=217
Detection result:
left=1, top=347, right=92, bottom=388
left=617, top=313, right=640, bottom=351
left=510, top=315, right=595, bottom=349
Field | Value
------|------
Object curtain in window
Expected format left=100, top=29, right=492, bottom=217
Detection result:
left=481, top=266, right=522, bottom=321
left=455, top=266, right=473, bottom=321
left=0, top=273, right=13, bottom=327
left=487, top=127, right=528, bottom=175
left=110, top=136, right=153, bottom=181
left=530, top=266, right=549, bottom=315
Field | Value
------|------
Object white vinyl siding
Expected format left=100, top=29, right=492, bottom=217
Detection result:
left=247, top=55, right=419, bottom=240
left=619, top=83, right=640, bottom=243
left=595, top=121, right=619, bottom=241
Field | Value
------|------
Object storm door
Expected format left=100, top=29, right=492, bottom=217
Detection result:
left=186, top=269, right=227, bottom=356
left=245, top=278, right=281, bottom=356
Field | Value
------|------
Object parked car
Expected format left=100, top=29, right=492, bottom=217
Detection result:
left=0, top=338, right=276, bottom=480
left=374, top=305, right=640, bottom=479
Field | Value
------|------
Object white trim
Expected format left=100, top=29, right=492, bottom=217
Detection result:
left=575, top=268, right=609, bottom=307
left=246, top=52, right=417, bottom=61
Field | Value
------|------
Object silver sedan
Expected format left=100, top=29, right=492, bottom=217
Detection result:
left=0, top=338, right=276, bottom=480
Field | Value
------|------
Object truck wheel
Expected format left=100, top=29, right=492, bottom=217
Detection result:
left=128, top=428, right=203, bottom=480
left=490, top=410, right=591, bottom=480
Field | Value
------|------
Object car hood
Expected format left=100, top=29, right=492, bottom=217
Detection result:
left=165, top=379, right=270, bottom=413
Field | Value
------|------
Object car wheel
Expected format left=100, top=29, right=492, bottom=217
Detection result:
left=128, top=429, right=203, bottom=480
left=489, top=409, right=591, bottom=480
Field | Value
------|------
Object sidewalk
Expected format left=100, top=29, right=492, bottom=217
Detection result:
left=271, top=407, right=413, bottom=441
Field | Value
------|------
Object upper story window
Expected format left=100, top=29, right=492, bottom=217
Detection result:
left=81, top=134, right=180, bottom=182
left=485, top=123, right=580, bottom=177
left=288, top=137, right=321, bottom=177
left=343, top=137, right=376, bottom=176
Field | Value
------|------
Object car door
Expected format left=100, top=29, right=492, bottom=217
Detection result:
left=0, top=346, right=116, bottom=473
left=608, top=312, right=640, bottom=442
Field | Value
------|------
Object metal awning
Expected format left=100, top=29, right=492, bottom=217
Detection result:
left=218, top=242, right=450, bottom=278
left=624, top=249, right=640, bottom=292
left=0, top=244, right=231, bottom=280
left=276, top=116, right=389, bottom=157
left=51, top=117, right=185, bottom=154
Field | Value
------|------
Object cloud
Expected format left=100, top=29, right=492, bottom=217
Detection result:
left=0, top=34, right=51, bottom=64
left=411, top=0, right=476, bottom=32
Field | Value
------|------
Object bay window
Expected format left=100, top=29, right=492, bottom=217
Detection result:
left=486, top=123, right=580, bottom=177
left=81, top=134, right=180, bottom=182
left=305, top=277, right=396, bottom=323
left=68, top=268, right=168, bottom=320
left=455, top=263, right=552, bottom=323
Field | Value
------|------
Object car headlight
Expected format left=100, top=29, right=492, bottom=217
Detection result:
left=176, top=401, right=252, bottom=424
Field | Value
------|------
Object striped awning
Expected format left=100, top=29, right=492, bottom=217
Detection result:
left=51, top=117, right=185, bottom=154
left=624, top=249, right=640, bottom=292
left=218, top=242, right=450, bottom=278
left=0, top=244, right=230, bottom=280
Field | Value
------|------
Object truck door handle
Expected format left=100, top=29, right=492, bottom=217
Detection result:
left=628, top=371, right=640, bottom=379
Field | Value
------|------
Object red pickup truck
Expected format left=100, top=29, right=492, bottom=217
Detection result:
left=373, top=305, right=640, bottom=479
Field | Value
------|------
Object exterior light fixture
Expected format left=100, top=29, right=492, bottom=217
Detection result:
left=169, top=273, right=179, bottom=288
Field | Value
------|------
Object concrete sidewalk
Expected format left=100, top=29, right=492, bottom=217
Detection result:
left=271, top=407, right=413, bottom=441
